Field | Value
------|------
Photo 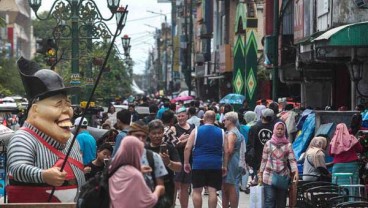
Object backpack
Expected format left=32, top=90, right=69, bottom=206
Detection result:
left=146, top=149, right=172, bottom=208
left=77, top=162, right=121, bottom=208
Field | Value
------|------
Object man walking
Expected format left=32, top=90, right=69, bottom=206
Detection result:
left=75, top=117, right=96, bottom=165
left=184, top=111, right=226, bottom=208
left=112, top=109, right=131, bottom=156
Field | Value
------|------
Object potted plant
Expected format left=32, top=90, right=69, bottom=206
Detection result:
left=89, top=50, right=105, bottom=66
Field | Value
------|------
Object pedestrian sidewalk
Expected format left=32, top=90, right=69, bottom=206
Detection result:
left=175, top=190, right=250, bottom=208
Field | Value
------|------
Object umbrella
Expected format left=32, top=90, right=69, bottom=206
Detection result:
left=219, top=93, right=245, bottom=105
left=170, top=96, right=194, bottom=103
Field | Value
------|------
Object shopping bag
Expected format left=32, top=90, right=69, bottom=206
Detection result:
left=288, top=182, right=297, bottom=208
left=250, top=185, right=264, bottom=208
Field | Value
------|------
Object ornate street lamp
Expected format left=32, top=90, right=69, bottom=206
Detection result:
left=107, top=0, right=120, bottom=14
left=116, top=6, right=128, bottom=31
left=121, top=34, right=131, bottom=49
left=29, top=0, right=41, bottom=12
left=28, top=0, right=128, bottom=104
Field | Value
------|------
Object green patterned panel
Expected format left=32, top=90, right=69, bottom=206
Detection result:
left=233, top=69, right=244, bottom=94
left=245, top=29, right=258, bottom=109
left=233, top=35, right=246, bottom=95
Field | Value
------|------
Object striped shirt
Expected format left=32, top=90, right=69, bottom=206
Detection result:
left=259, top=141, right=298, bottom=185
left=7, top=122, right=85, bottom=191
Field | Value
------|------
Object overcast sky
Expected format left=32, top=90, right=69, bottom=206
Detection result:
left=36, top=0, right=172, bottom=75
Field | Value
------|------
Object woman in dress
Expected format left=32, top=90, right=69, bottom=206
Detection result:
left=222, top=111, right=244, bottom=208
left=109, top=136, right=164, bottom=208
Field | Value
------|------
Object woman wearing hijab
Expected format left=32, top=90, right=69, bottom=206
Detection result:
left=259, top=122, right=298, bottom=208
left=109, top=136, right=164, bottom=208
left=329, top=123, right=363, bottom=189
left=303, top=136, right=331, bottom=181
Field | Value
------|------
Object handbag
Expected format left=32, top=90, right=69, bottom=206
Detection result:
left=270, top=144, right=290, bottom=190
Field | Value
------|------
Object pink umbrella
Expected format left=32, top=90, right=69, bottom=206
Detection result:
left=170, top=95, right=194, bottom=103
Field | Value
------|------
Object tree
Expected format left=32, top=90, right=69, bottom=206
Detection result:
left=0, top=58, right=25, bottom=97
left=0, top=17, right=5, bottom=27
left=31, top=14, right=131, bottom=105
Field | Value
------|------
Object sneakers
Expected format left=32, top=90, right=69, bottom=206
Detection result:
left=239, top=187, right=250, bottom=194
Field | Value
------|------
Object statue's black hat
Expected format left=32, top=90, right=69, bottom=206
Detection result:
left=17, top=57, right=78, bottom=103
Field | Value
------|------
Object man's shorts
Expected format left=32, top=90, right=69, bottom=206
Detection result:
left=191, top=169, right=222, bottom=191
left=174, top=167, right=192, bottom=184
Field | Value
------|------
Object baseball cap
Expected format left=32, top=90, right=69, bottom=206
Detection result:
left=74, top=117, right=88, bottom=127
left=261, top=108, right=274, bottom=118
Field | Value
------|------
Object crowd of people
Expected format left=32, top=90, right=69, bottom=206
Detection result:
left=6, top=76, right=368, bottom=207
left=66, top=96, right=368, bottom=208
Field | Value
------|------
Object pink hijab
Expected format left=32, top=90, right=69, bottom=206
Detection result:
left=270, top=122, right=289, bottom=145
left=109, top=136, right=157, bottom=208
left=330, top=123, right=359, bottom=155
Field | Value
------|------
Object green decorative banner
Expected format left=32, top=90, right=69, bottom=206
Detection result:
left=233, top=36, right=245, bottom=94
left=245, top=29, right=258, bottom=109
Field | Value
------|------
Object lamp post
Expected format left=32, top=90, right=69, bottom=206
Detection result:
left=147, top=10, right=169, bottom=95
left=28, top=0, right=128, bottom=104
left=121, top=34, right=131, bottom=57
left=122, top=35, right=133, bottom=81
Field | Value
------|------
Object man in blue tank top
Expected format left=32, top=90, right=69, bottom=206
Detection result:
left=184, top=110, right=226, bottom=208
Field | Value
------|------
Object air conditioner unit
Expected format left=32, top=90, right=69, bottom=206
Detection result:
left=354, top=0, right=368, bottom=8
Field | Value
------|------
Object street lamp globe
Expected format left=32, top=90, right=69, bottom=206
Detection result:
left=121, top=34, right=131, bottom=49
left=107, top=0, right=121, bottom=14
left=116, top=6, right=128, bottom=30
left=28, top=0, right=42, bottom=12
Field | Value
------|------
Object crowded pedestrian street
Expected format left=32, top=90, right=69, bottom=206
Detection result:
left=1, top=0, right=368, bottom=207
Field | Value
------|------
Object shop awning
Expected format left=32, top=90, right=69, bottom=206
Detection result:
left=313, top=21, right=368, bottom=47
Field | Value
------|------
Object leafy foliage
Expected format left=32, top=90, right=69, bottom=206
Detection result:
left=0, top=58, right=25, bottom=97
left=32, top=14, right=131, bottom=105
left=0, top=17, right=5, bottom=28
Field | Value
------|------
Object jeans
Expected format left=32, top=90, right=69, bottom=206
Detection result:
left=264, top=184, right=288, bottom=208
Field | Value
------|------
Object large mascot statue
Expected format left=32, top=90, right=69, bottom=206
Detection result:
left=6, top=57, right=85, bottom=203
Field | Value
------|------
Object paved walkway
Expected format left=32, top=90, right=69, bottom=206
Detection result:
left=175, top=190, right=250, bottom=208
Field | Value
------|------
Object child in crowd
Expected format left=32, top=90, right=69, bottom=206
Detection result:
left=84, top=143, right=113, bottom=181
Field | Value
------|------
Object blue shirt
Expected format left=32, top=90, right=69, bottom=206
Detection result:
left=112, top=129, right=128, bottom=157
left=76, top=130, right=96, bottom=165
left=156, top=107, right=169, bottom=119
left=192, top=125, right=224, bottom=170
left=239, top=124, right=251, bottom=143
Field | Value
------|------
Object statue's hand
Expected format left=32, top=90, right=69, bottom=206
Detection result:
left=42, top=167, right=67, bottom=186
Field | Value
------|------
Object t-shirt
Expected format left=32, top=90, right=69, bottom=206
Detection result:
left=76, top=130, right=97, bottom=165
left=112, top=129, right=128, bottom=157
left=145, top=143, right=180, bottom=183
left=84, top=161, right=105, bottom=181
left=248, top=121, right=274, bottom=170
left=174, top=123, right=195, bottom=162
left=141, top=149, right=168, bottom=187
